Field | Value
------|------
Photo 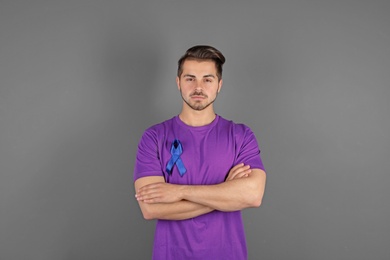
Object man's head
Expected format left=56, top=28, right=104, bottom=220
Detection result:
left=177, top=45, right=226, bottom=81
left=176, top=46, right=225, bottom=112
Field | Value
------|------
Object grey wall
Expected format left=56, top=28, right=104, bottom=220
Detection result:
left=1, top=1, right=389, bottom=259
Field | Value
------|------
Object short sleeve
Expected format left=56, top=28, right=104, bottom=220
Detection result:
left=235, top=126, right=266, bottom=172
left=133, top=129, right=164, bottom=182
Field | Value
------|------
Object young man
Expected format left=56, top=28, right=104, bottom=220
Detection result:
left=134, top=45, right=266, bottom=260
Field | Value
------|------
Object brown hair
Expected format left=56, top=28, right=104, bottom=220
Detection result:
left=177, top=45, right=226, bottom=80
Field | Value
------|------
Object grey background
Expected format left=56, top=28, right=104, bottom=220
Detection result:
left=1, top=0, right=389, bottom=259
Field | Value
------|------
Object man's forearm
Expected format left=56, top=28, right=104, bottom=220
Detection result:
left=135, top=176, right=214, bottom=220
left=180, top=169, right=266, bottom=211
left=137, top=169, right=266, bottom=212
left=139, top=199, right=213, bottom=220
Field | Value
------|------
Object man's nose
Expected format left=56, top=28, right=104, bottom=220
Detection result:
left=194, top=80, right=204, bottom=90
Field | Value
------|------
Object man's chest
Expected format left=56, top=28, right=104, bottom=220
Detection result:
left=159, top=131, right=237, bottom=185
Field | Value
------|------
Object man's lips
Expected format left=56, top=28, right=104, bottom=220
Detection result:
left=190, top=95, right=206, bottom=99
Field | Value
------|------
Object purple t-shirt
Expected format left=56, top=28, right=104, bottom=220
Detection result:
left=134, top=115, right=265, bottom=260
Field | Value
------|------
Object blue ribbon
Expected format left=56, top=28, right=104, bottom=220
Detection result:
left=166, top=139, right=186, bottom=176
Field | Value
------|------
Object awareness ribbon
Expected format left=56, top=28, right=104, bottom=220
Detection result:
left=166, top=139, right=187, bottom=176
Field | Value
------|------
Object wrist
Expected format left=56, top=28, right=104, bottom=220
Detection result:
left=179, top=185, right=190, bottom=201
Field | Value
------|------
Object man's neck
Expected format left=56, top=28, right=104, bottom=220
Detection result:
left=178, top=108, right=216, bottom=127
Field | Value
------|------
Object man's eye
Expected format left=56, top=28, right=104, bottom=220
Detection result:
left=186, top=78, right=194, bottom=81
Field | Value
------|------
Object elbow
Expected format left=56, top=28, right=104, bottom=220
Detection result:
left=247, top=171, right=266, bottom=208
left=239, top=196, right=262, bottom=210
left=247, top=193, right=263, bottom=208
left=140, top=206, right=158, bottom=220
left=251, top=196, right=263, bottom=208
left=246, top=185, right=264, bottom=208
left=142, top=211, right=155, bottom=220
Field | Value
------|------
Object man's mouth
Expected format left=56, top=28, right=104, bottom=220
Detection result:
left=190, top=92, right=207, bottom=98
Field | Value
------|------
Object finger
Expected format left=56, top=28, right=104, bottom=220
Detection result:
left=137, top=182, right=165, bottom=192
left=230, top=163, right=245, bottom=172
left=140, top=197, right=159, bottom=204
left=229, top=170, right=251, bottom=180
left=136, top=186, right=160, bottom=197
left=227, top=165, right=250, bottom=180
left=231, top=169, right=252, bottom=180
left=226, top=164, right=244, bottom=178
left=136, top=191, right=160, bottom=202
left=141, top=197, right=161, bottom=203
left=136, top=187, right=156, bottom=197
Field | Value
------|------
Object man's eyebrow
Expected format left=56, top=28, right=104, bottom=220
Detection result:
left=182, top=74, right=216, bottom=78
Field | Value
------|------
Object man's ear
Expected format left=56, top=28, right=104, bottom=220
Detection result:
left=218, top=79, right=223, bottom=93
left=176, top=76, right=180, bottom=90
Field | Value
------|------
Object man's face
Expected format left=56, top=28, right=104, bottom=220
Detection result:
left=176, top=59, right=222, bottom=111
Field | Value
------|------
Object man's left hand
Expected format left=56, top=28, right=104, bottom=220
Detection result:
left=136, top=182, right=183, bottom=204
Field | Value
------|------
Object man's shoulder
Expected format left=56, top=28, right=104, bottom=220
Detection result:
left=140, top=116, right=181, bottom=140
left=217, top=115, right=252, bottom=132
left=138, top=117, right=177, bottom=144
left=144, top=116, right=176, bottom=132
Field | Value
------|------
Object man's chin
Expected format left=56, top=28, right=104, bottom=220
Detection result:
left=190, top=105, right=206, bottom=111
left=182, top=96, right=215, bottom=111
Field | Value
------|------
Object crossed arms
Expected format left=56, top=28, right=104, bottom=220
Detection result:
left=134, top=163, right=266, bottom=220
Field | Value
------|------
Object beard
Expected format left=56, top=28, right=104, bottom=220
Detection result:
left=180, top=90, right=219, bottom=111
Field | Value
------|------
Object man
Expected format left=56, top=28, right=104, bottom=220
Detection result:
left=134, top=45, right=266, bottom=260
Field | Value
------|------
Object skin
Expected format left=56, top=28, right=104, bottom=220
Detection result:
left=134, top=59, right=266, bottom=220
left=176, top=59, right=222, bottom=126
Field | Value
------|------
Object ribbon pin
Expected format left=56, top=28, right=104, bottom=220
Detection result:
left=166, top=139, right=186, bottom=176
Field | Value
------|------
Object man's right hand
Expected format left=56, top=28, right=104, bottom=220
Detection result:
left=225, top=163, right=252, bottom=181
